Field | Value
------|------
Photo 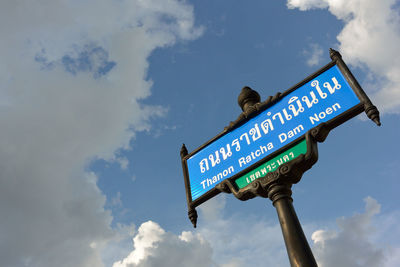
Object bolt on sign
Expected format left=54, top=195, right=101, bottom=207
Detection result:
left=180, top=49, right=380, bottom=228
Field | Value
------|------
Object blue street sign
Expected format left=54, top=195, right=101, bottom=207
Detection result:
left=187, top=65, right=361, bottom=201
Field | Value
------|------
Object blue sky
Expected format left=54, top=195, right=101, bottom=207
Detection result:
left=1, top=1, right=399, bottom=266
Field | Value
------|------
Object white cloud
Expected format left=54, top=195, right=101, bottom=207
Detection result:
left=287, top=0, right=400, bottom=113
left=112, top=195, right=289, bottom=267
left=287, top=0, right=328, bottom=11
left=304, top=43, right=324, bottom=66
left=112, top=194, right=400, bottom=267
left=312, top=197, right=400, bottom=267
left=102, top=223, right=137, bottom=266
left=111, top=192, right=123, bottom=208
left=197, top=192, right=228, bottom=222
left=116, top=157, right=130, bottom=170
left=197, top=195, right=289, bottom=266
left=0, top=1, right=202, bottom=266
left=202, top=196, right=400, bottom=267
left=113, top=221, right=213, bottom=267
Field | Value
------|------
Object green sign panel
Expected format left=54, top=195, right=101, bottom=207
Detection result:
left=234, top=139, right=307, bottom=189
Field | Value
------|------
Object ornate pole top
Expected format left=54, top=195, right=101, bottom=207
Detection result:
left=238, top=86, right=261, bottom=112
left=329, top=48, right=342, bottom=61
left=180, top=143, right=188, bottom=158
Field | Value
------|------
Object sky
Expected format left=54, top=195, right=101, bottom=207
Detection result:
left=0, top=0, right=399, bottom=266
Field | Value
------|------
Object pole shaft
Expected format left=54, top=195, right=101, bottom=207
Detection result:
left=273, top=197, right=317, bottom=267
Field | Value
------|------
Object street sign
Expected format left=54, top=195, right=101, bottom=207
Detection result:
left=180, top=48, right=380, bottom=265
left=180, top=49, right=380, bottom=227
left=185, top=64, right=362, bottom=201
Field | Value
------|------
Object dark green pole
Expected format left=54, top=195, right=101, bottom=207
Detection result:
left=269, top=183, right=318, bottom=267
left=238, top=88, right=317, bottom=267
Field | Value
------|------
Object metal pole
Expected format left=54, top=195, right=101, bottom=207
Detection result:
left=237, top=86, right=317, bottom=266
left=269, top=183, right=318, bottom=267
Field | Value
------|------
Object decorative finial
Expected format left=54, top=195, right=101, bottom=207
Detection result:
left=365, top=105, right=381, bottom=126
left=188, top=208, right=198, bottom=228
left=180, top=143, right=188, bottom=158
left=329, top=48, right=342, bottom=61
left=328, top=48, right=381, bottom=126
left=238, top=86, right=261, bottom=112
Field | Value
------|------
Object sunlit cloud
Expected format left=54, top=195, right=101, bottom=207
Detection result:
left=113, top=196, right=400, bottom=267
left=288, top=0, right=400, bottom=113
left=0, top=1, right=202, bottom=266
left=303, top=43, right=324, bottom=67
left=113, top=221, right=213, bottom=267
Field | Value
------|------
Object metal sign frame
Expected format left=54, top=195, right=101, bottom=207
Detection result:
left=180, top=49, right=380, bottom=227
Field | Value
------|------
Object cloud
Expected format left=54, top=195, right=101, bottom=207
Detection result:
left=287, top=0, right=400, bottom=113
left=112, top=194, right=290, bottom=267
left=201, top=196, right=400, bottom=267
left=312, top=197, right=400, bottom=267
left=287, top=0, right=328, bottom=10
left=102, top=222, right=137, bottom=267
left=0, top=1, right=202, bottom=266
left=116, top=157, right=130, bottom=170
left=303, top=43, right=324, bottom=67
left=112, top=195, right=289, bottom=267
left=112, top=194, right=400, bottom=267
left=113, top=221, right=213, bottom=267
left=111, top=192, right=123, bottom=208
left=197, top=195, right=289, bottom=266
